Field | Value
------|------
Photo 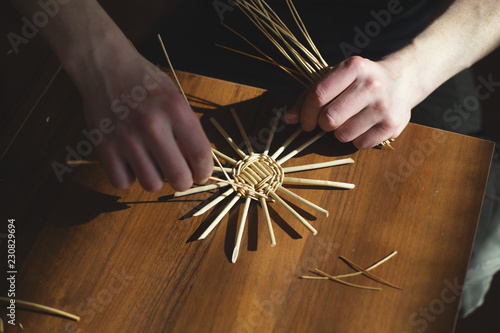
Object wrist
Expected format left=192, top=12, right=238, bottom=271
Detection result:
left=61, top=26, right=133, bottom=91
left=379, top=41, right=444, bottom=108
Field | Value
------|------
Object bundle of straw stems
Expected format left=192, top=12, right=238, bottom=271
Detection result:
left=220, top=0, right=394, bottom=148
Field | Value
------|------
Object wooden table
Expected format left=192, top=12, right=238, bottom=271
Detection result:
left=0, top=66, right=494, bottom=333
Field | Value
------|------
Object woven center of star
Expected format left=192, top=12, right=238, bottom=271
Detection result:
left=232, top=154, right=284, bottom=200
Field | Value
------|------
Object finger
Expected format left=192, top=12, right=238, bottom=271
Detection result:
left=285, top=89, right=307, bottom=124
left=352, top=124, right=395, bottom=149
left=98, top=140, right=135, bottom=189
left=143, top=115, right=196, bottom=192
left=333, top=107, right=382, bottom=143
left=171, top=108, right=213, bottom=185
left=319, top=78, right=380, bottom=133
left=120, top=135, right=165, bottom=192
left=299, top=59, right=359, bottom=131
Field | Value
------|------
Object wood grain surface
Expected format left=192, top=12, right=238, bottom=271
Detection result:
left=0, top=68, right=494, bottom=333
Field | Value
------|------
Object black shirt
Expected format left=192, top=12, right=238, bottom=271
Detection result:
left=139, top=0, right=443, bottom=92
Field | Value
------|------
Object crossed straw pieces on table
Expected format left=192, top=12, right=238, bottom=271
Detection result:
left=301, top=251, right=402, bottom=291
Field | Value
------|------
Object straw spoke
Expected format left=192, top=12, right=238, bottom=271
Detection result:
left=277, top=186, right=329, bottom=216
left=259, top=197, right=276, bottom=246
left=174, top=182, right=229, bottom=198
left=263, top=107, right=283, bottom=155
left=230, top=108, right=254, bottom=154
left=211, top=117, right=247, bottom=159
left=283, top=177, right=355, bottom=190
left=277, top=131, right=326, bottom=165
left=232, top=197, right=252, bottom=262
left=199, top=194, right=242, bottom=240
left=194, top=188, right=236, bottom=217
left=282, top=158, right=355, bottom=173
left=268, top=191, right=317, bottom=235
left=271, top=127, right=303, bottom=160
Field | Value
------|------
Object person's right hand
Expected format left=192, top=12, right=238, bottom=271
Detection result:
left=66, top=37, right=213, bottom=192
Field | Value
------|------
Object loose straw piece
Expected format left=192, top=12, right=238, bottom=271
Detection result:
left=230, top=108, right=254, bottom=154
left=0, top=297, right=80, bottom=321
left=277, top=131, right=326, bottom=165
left=313, top=269, right=381, bottom=291
left=198, top=194, right=242, bottom=240
left=211, top=117, right=247, bottom=159
left=263, top=107, right=283, bottom=155
left=340, top=255, right=402, bottom=290
left=259, top=197, right=276, bottom=246
left=194, top=188, right=235, bottom=217
left=66, top=160, right=100, bottom=166
left=271, top=127, right=303, bottom=160
left=301, top=251, right=400, bottom=290
left=232, top=197, right=252, bottom=263
left=268, top=191, right=317, bottom=235
left=174, top=182, right=228, bottom=197
left=283, top=177, right=355, bottom=190
left=158, top=34, right=188, bottom=104
left=282, top=158, right=354, bottom=173
left=277, top=186, right=329, bottom=217
left=335, top=251, right=398, bottom=279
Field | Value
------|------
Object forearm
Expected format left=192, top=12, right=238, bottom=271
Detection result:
left=10, top=0, right=213, bottom=191
left=10, top=1, right=131, bottom=81
left=382, top=0, right=500, bottom=107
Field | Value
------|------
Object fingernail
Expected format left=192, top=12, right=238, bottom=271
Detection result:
left=284, top=110, right=299, bottom=124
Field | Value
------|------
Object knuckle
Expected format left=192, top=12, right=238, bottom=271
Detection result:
left=138, top=111, right=162, bottom=131
left=321, top=108, right=341, bottom=130
left=372, top=99, right=391, bottom=114
left=381, top=116, right=400, bottom=131
left=344, top=56, right=366, bottom=72
left=334, top=129, right=351, bottom=143
left=167, top=170, right=193, bottom=192
left=301, top=117, right=317, bottom=131
left=364, top=78, right=383, bottom=93
left=312, top=84, right=329, bottom=106
left=143, top=179, right=163, bottom=192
